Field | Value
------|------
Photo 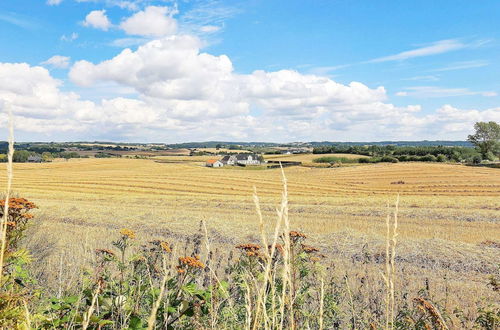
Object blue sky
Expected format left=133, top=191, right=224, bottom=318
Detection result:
left=0, top=0, right=499, bottom=142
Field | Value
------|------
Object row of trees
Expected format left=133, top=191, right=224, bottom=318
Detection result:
left=0, top=151, right=83, bottom=163
left=313, top=121, right=499, bottom=163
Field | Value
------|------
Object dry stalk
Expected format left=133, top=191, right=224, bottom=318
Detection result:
left=414, top=297, right=449, bottom=330
left=278, top=164, right=293, bottom=330
left=147, top=256, right=169, bottom=330
left=252, top=184, right=285, bottom=330
left=201, top=219, right=235, bottom=327
left=82, top=282, right=101, bottom=330
left=382, top=195, right=399, bottom=330
left=319, top=278, right=324, bottom=330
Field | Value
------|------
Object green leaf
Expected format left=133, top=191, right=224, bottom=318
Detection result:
left=182, top=283, right=197, bottom=295
left=127, top=315, right=144, bottom=330
left=64, top=295, right=78, bottom=304
left=99, top=320, right=114, bottom=326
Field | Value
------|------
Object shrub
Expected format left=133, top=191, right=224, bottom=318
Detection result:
left=436, top=154, right=447, bottom=162
left=484, top=151, right=496, bottom=161
left=472, top=155, right=483, bottom=164
left=420, top=154, right=437, bottom=162
left=313, top=156, right=358, bottom=164
left=408, top=155, right=420, bottom=162
left=380, top=156, right=399, bottom=163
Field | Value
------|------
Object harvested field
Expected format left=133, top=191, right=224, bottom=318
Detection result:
left=264, top=152, right=370, bottom=166
left=2, top=158, right=498, bottom=326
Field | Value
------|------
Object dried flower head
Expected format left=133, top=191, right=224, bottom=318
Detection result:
left=289, top=231, right=307, bottom=239
left=268, top=244, right=285, bottom=256
left=413, top=297, right=447, bottom=329
left=160, top=241, right=171, bottom=253
left=236, top=244, right=261, bottom=257
left=301, top=244, right=319, bottom=253
left=177, top=255, right=205, bottom=273
left=0, top=198, right=37, bottom=210
left=21, top=213, right=34, bottom=219
left=120, top=228, right=136, bottom=239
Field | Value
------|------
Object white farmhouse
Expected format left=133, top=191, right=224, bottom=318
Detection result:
left=220, top=154, right=262, bottom=166
left=205, top=159, right=224, bottom=167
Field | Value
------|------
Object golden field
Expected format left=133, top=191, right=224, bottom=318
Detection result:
left=2, top=158, right=498, bottom=244
left=1, top=157, right=499, bottom=324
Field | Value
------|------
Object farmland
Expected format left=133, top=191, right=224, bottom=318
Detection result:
left=2, top=158, right=499, bottom=327
left=3, top=158, right=499, bottom=242
left=1, top=158, right=497, bottom=249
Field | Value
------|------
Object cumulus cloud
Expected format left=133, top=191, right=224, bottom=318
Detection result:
left=83, top=10, right=112, bottom=31
left=64, top=35, right=500, bottom=141
left=120, top=6, right=177, bottom=37
left=41, top=55, right=71, bottom=69
left=0, top=63, right=97, bottom=134
left=2, top=32, right=499, bottom=141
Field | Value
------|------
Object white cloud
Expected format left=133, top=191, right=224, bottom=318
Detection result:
left=432, top=60, right=489, bottom=72
left=403, top=75, right=440, bottom=82
left=0, top=63, right=96, bottom=133
left=2, top=33, right=498, bottom=141
left=369, top=39, right=466, bottom=63
left=41, top=55, right=71, bottom=69
left=396, top=86, right=497, bottom=98
left=120, top=6, right=177, bottom=37
left=83, top=10, right=112, bottom=31
left=46, top=0, right=63, bottom=5
left=61, top=32, right=78, bottom=42
left=199, top=25, right=221, bottom=33
left=180, top=0, right=238, bottom=34
left=76, top=0, right=142, bottom=11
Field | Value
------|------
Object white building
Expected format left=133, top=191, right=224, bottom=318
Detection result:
left=220, top=154, right=262, bottom=166
left=206, top=159, right=224, bottom=167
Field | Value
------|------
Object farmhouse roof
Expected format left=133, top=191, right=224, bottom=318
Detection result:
left=220, top=155, right=231, bottom=161
left=28, top=155, right=42, bottom=161
left=235, top=154, right=250, bottom=160
left=206, top=159, right=219, bottom=164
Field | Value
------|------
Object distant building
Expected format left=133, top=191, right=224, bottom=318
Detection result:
left=205, top=159, right=224, bottom=167
left=220, top=154, right=262, bottom=166
left=27, top=155, right=42, bottom=163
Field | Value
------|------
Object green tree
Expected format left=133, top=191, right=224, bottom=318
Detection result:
left=467, top=121, right=500, bottom=158
left=41, top=152, right=54, bottom=162
left=13, top=150, right=30, bottom=162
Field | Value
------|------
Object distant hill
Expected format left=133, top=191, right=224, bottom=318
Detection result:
left=308, top=141, right=473, bottom=147
left=0, top=140, right=473, bottom=153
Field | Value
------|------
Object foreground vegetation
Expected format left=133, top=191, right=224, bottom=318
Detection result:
left=2, top=190, right=498, bottom=328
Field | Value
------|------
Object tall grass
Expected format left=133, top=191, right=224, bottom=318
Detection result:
left=0, top=102, right=14, bottom=281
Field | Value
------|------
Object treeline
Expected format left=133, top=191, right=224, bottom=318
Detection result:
left=313, top=145, right=492, bottom=163
left=0, top=150, right=125, bottom=162
left=0, top=151, right=86, bottom=163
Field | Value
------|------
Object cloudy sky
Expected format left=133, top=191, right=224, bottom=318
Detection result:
left=0, top=0, right=499, bottom=142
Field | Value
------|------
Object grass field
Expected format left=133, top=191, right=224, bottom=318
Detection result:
left=1, top=158, right=499, bottom=327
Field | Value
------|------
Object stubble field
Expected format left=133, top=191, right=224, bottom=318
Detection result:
left=1, top=157, right=499, bottom=326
